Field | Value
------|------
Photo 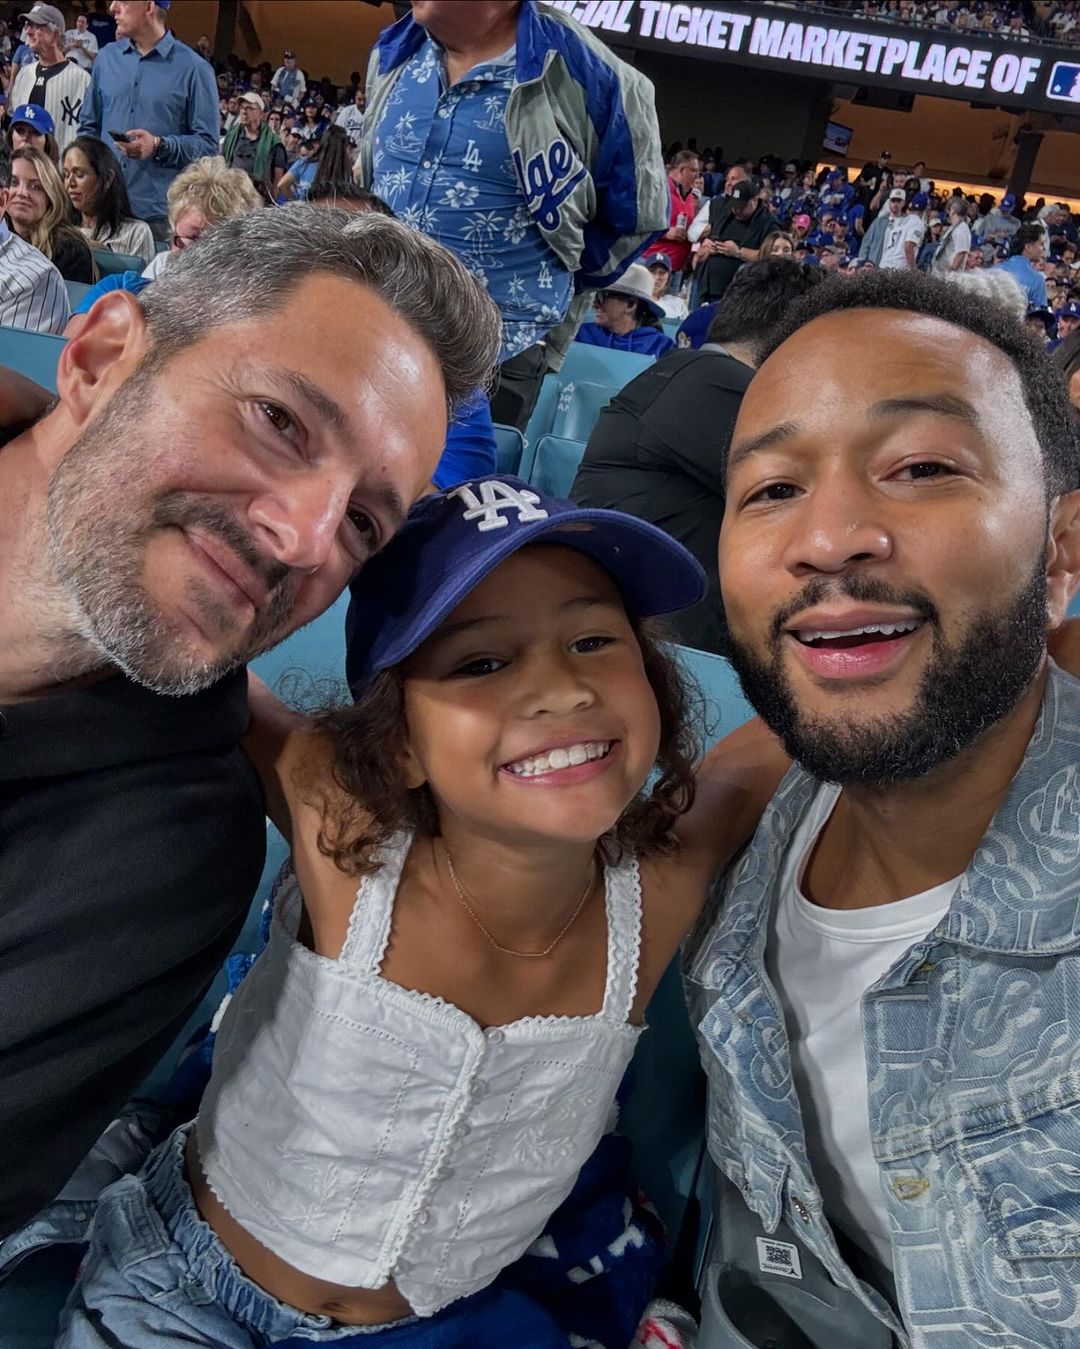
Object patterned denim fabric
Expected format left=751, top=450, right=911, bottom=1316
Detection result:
left=370, top=37, right=572, bottom=363
left=686, top=663, right=1080, bottom=1348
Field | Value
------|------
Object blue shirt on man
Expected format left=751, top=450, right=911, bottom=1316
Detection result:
left=78, top=30, right=218, bottom=222
left=997, top=254, right=1048, bottom=308
left=371, top=36, right=573, bottom=365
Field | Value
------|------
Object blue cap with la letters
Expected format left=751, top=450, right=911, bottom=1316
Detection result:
left=344, top=477, right=706, bottom=693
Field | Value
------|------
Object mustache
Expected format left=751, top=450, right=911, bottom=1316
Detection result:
left=152, top=492, right=293, bottom=603
left=769, top=573, right=941, bottom=642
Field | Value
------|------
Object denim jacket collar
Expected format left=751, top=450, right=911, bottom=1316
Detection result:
left=696, top=662, right=1080, bottom=989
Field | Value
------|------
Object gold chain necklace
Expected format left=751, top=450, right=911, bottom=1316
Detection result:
left=443, top=846, right=596, bottom=959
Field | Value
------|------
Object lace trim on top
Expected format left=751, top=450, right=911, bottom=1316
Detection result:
left=288, top=831, right=643, bottom=1028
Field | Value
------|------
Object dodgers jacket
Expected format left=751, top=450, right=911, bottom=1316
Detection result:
left=357, top=1, right=667, bottom=300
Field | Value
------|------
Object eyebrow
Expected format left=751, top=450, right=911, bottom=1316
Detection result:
left=277, top=367, right=351, bottom=439
left=727, top=392, right=983, bottom=475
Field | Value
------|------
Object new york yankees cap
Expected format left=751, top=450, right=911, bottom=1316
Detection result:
left=344, top=476, right=706, bottom=694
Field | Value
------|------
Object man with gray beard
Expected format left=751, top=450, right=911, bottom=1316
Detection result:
left=0, top=204, right=499, bottom=1238
left=687, top=271, right=1080, bottom=1347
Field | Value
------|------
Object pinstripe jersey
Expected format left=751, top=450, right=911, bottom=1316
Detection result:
left=0, top=223, right=71, bottom=335
left=10, top=58, right=90, bottom=153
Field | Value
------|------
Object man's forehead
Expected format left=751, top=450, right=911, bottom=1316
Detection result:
left=740, top=309, right=1020, bottom=433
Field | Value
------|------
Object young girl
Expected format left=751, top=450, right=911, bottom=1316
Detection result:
left=59, top=478, right=787, bottom=1346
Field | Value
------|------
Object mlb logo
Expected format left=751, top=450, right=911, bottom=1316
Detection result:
left=1047, top=62, right=1080, bottom=102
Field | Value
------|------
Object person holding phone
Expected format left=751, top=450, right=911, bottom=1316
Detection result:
left=78, top=0, right=217, bottom=241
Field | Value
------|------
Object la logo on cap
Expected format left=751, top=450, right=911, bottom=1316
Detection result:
left=450, top=480, right=549, bottom=532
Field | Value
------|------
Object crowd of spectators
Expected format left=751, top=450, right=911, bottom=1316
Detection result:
left=785, top=0, right=1080, bottom=45
left=644, top=142, right=1080, bottom=366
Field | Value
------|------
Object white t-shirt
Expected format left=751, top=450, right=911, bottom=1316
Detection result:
left=658, top=292, right=688, bottom=319
left=64, top=27, right=98, bottom=71
left=767, top=782, right=958, bottom=1271
left=931, top=219, right=972, bottom=273
left=335, top=102, right=366, bottom=150
left=879, top=213, right=925, bottom=270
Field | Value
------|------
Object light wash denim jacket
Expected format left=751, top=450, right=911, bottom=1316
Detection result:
left=686, top=661, right=1080, bottom=1349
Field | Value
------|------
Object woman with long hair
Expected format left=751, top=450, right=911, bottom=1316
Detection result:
left=62, top=135, right=155, bottom=265
left=7, top=148, right=94, bottom=282
left=759, top=230, right=796, bottom=259
left=277, top=124, right=351, bottom=202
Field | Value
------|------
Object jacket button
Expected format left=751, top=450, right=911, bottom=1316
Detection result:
left=416, top=1209, right=430, bottom=1226
left=486, top=1029, right=504, bottom=1044
left=791, top=1195, right=811, bottom=1223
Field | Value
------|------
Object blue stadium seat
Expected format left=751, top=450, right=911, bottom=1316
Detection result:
left=0, top=325, right=64, bottom=393
left=620, top=646, right=753, bottom=1241
left=526, top=433, right=586, bottom=497
left=662, top=317, right=682, bottom=340
left=492, top=422, right=526, bottom=476
left=523, top=346, right=655, bottom=455
left=90, top=249, right=146, bottom=278
left=64, top=281, right=91, bottom=310
left=1070, top=593, right=1080, bottom=618
left=551, top=380, right=613, bottom=443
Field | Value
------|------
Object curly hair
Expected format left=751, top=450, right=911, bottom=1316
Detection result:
left=309, top=618, right=703, bottom=877
left=165, top=154, right=261, bottom=229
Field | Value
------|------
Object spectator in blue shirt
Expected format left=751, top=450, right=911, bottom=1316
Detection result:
left=77, top=0, right=218, bottom=239
left=574, top=262, right=675, bottom=358
left=997, top=224, right=1049, bottom=310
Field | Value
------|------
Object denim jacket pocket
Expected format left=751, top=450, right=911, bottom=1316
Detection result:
left=951, top=1078, right=1080, bottom=1332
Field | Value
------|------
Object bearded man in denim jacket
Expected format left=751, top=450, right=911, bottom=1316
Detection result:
left=687, top=270, right=1080, bottom=1348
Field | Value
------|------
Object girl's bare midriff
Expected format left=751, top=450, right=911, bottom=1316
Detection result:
left=185, top=1133, right=414, bottom=1326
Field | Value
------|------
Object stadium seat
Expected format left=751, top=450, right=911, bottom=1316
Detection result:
left=492, top=422, right=526, bottom=476
left=662, top=317, right=682, bottom=340
left=90, top=249, right=146, bottom=278
left=526, top=433, right=586, bottom=497
left=0, top=325, right=64, bottom=393
left=550, top=379, right=613, bottom=442
left=523, top=346, right=655, bottom=454
left=64, top=281, right=91, bottom=310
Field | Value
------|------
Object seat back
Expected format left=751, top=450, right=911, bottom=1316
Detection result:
left=492, top=422, right=526, bottom=476
left=0, top=325, right=65, bottom=393
left=550, top=380, right=614, bottom=443
left=91, top=248, right=145, bottom=277
left=65, top=280, right=91, bottom=310
left=620, top=645, right=754, bottom=1240
left=526, top=433, right=586, bottom=498
left=556, top=343, right=655, bottom=389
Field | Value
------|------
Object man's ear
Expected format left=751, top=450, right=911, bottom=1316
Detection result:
left=1046, top=488, right=1080, bottom=629
left=55, top=289, right=150, bottom=428
left=400, top=739, right=428, bottom=792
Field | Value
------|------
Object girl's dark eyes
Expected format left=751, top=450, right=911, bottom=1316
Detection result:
left=452, top=657, right=506, bottom=678
left=571, top=634, right=616, bottom=653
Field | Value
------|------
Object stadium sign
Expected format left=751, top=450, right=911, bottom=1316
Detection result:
left=549, top=0, right=1080, bottom=113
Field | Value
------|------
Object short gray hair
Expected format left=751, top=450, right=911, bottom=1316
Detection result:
left=941, top=267, right=1027, bottom=319
left=138, top=205, right=503, bottom=410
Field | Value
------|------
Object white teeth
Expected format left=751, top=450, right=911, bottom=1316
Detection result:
left=505, top=741, right=612, bottom=777
left=799, top=621, right=920, bottom=643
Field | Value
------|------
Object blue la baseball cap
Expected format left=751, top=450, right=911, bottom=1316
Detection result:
left=10, top=102, right=54, bottom=135
left=344, top=477, right=706, bottom=694
left=1001, top=193, right=1016, bottom=210
left=1061, top=300, right=1080, bottom=320
left=911, top=192, right=930, bottom=209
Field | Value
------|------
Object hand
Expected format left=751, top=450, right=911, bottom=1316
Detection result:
left=717, top=239, right=740, bottom=257
left=665, top=225, right=688, bottom=242
left=117, top=129, right=159, bottom=160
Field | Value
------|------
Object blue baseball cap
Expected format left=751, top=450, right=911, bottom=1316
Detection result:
left=1001, top=193, right=1016, bottom=210
left=344, top=477, right=707, bottom=694
left=10, top=102, right=54, bottom=135
left=1061, top=300, right=1080, bottom=320
left=806, top=230, right=833, bottom=247
left=910, top=192, right=930, bottom=209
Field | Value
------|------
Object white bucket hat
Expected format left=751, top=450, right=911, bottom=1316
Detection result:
left=598, top=262, right=666, bottom=322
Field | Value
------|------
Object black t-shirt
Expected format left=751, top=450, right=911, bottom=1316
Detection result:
left=696, top=202, right=774, bottom=303
left=0, top=668, right=265, bottom=1235
left=230, top=130, right=287, bottom=185
left=570, top=346, right=753, bottom=654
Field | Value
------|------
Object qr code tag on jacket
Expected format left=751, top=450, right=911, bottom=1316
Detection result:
left=756, top=1236, right=803, bottom=1280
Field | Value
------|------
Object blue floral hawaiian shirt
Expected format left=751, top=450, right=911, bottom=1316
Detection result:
left=371, top=36, right=573, bottom=365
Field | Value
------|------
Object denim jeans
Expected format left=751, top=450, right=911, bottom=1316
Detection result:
left=56, top=1125, right=417, bottom=1347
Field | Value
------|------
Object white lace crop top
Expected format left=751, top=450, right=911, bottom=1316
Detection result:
left=196, top=832, right=644, bottom=1317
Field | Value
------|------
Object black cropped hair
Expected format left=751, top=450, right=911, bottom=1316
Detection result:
left=756, top=269, right=1080, bottom=497
left=706, top=259, right=825, bottom=360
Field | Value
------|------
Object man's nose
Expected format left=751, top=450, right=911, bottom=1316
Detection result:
left=781, top=476, right=893, bottom=577
left=247, top=478, right=350, bottom=575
